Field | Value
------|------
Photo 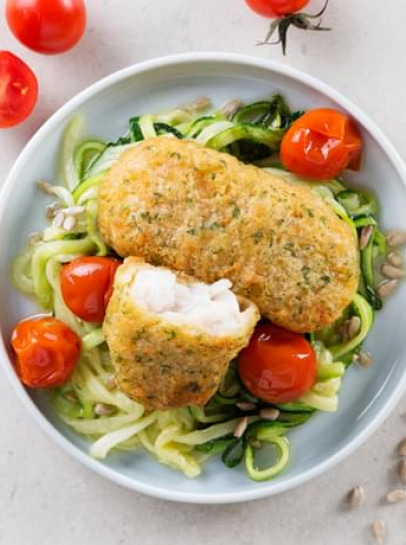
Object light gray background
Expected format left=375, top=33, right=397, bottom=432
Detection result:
left=1, top=1, right=406, bottom=543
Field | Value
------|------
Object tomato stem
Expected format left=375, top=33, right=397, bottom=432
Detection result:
left=257, top=0, right=330, bottom=55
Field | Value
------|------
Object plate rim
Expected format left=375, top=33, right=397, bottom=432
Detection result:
left=2, top=51, right=406, bottom=504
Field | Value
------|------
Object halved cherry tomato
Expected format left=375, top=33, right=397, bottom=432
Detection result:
left=280, top=108, right=362, bottom=180
left=60, top=257, right=121, bottom=323
left=11, top=317, right=81, bottom=388
left=238, top=321, right=317, bottom=404
left=245, top=0, right=309, bottom=18
left=6, top=0, right=87, bottom=55
left=0, top=51, right=38, bottom=128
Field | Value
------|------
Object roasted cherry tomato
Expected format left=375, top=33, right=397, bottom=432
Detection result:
left=60, top=257, right=121, bottom=323
left=6, top=0, right=87, bottom=55
left=11, top=317, right=81, bottom=388
left=245, top=0, right=309, bottom=18
left=280, top=108, right=362, bottom=180
left=0, top=51, right=38, bottom=128
left=238, top=321, right=317, bottom=404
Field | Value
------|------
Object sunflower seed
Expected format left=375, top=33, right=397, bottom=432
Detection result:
left=387, top=251, right=403, bottom=268
left=357, top=351, right=374, bottom=368
left=223, top=99, right=243, bottom=118
left=347, top=316, right=361, bottom=339
left=386, top=230, right=406, bottom=248
left=186, top=96, right=211, bottom=112
left=260, top=408, right=280, bottom=421
left=359, top=225, right=374, bottom=250
left=64, top=392, right=78, bottom=404
left=64, top=205, right=85, bottom=216
left=377, top=279, right=398, bottom=298
left=94, top=403, right=115, bottom=416
left=385, top=489, right=406, bottom=503
left=397, top=438, right=406, bottom=457
left=233, top=416, right=248, bottom=438
left=398, top=459, right=406, bottom=480
left=347, top=485, right=365, bottom=509
left=236, top=402, right=257, bottom=411
left=37, top=179, right=53, bottom=194
left=63, top=216, right=76, bottom=231
left=105, top=375, right=117, bottom=390
left=249, top=438, right=262, bottom=449
left=45, top=202, right=62, bottom=219
left=371, top=520, right=385, bottom=543
left=381, top=264, right=405, bottom=279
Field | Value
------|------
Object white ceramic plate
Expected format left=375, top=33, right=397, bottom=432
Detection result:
left=1, top=53, right=406, bottom=504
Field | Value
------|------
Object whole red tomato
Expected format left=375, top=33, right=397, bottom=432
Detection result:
left=11, top=317, right=81, bottom=388
left=6, top=0, right=87, bottom=55
left=0, top=51, right=38, bottom=128
left=280, top=108, right=363, bottom=180
left=60, top=257, right=121, bottom=323
left=246, top=0, right=309, bottom=18
left=238, top=321, right=317, bottom=404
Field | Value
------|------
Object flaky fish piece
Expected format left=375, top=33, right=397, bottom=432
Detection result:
left=98, top=138, right=359, bottom=333
left=103, top=258, right=260, bottom=410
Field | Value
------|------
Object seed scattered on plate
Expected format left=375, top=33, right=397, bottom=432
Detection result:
left=64, top=205, right=85, bottom=216
left=385, top=489, right=406, bottom=504
left=397, top=438, right=406, bottom=457
left=249, top=438, right=262, bottom=449
left=347, top=485, right=365, bottom=509
left=37, top=179, right=53, bottom=194
left=260, top=408, right=280, bottom=421
left=236, top=402, right=257, bottom=411
left=94, top=403, right=115, bottom=416
left=105, top=375, right=117, bottom=390
left=371, top=520, right=386, bottom=543
left=63, top=216, right=76, bottom=231
left=357, top=351, right=374, bottom=368
left=233, top=416, right=248, bottom=438
left=53, top=212, right=65, bottom=228
left=223, top=99, right=243, bottom=118
left=386, top=251, right=403, bottom=268
left=397, top=459, right=406, bottom=480
left=381, top=264, right=405, bottom=280
left=359, top=225, right=374, bottom=250
left=377, top=279, right=398, bottom=298
left=386, top=230, right=406, bottom=248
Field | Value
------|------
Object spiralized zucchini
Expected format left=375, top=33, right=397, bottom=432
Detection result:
left=12, top=96, right=385, bottom=481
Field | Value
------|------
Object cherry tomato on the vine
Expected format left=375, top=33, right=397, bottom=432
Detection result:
left=238, top=321, right=317, bottom=404
left=60, top=257, right=121, bottom=323
left=11, top=317, right=81, bottom=388
left=280, top=108, right=363, bottom=180
left=246, top=0, right=309, bottom=18
left=6, top=0, right=87, bottom=55
left=0, top=51, right=38, bottom=128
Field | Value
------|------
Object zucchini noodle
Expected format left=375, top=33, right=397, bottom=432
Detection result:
left=11, top=95, right=387, bottom=482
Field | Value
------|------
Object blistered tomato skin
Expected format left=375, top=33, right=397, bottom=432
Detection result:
left=60, top=257, right=121, bottom=323
left=238, top=321, right=317, bottom=404
left=11, top=317, right=81, bottom=388
left=280, top=108, right=363, bottom=180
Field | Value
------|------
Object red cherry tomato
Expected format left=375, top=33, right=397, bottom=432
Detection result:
left=6, top=0, right=87, bottom=55
left=0, top=51, right=38, bottom=128
left=245, top=0, right=309, bottom=18
left=11, top=317, right=81, bottom=388
left=60, top=257, right=121, bottom=323
left=280, top=108, right=363, bottom=180
left=238, top=321, right=317, bottom=404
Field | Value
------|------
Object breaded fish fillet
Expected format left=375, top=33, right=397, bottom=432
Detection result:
left=103, top=258, right=260, bottom=410
left=98, top=138, right=359, bottom=333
